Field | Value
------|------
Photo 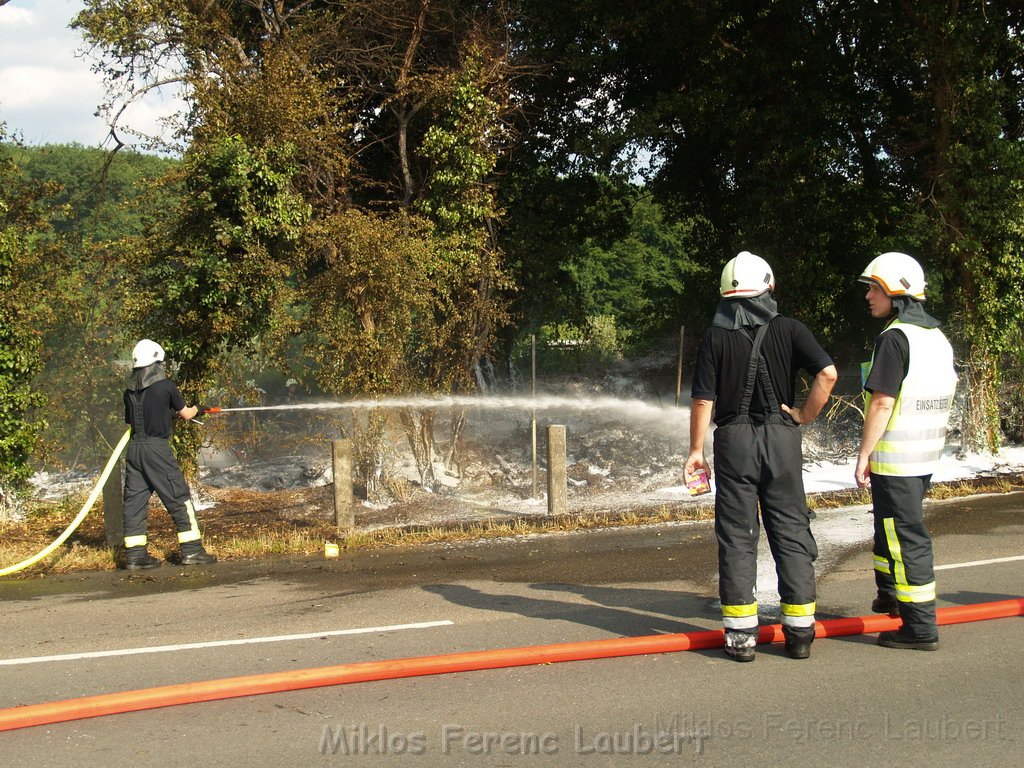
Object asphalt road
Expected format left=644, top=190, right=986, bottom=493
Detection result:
left=1, top=492, right=1022, bottom=767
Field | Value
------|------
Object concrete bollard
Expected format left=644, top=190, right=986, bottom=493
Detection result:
left=332, top=439, right=354, bottom=534
left=102, top=458, right=124, bottom=549
left=546, top=424, right=567, bottom=515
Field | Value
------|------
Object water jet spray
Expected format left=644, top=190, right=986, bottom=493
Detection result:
left=198, top=394, right=689, bottom=422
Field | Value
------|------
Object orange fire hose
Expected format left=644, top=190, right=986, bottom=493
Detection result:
left=1, top=598, right=1020, bottom=732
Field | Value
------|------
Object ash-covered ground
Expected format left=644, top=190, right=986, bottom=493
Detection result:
left=186, top=351, right=868, bottom=528
left=32, top=349, right=1013, bottom=533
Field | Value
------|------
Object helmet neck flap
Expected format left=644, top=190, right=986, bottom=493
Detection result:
left=889, top=295, right=941, bottom=329
left=131, top=362, right=167, bottom=392
left=711, top=292, right=779, bottom=330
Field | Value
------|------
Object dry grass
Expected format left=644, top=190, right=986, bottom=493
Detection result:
left=337, top=505, right=715, bottom=549
left=927, top=476, right=1015, bottom=499
left=808, top=488, right=873, bottom=510
left=213, top=530, right=327, bottom=559
left=1, top=472, right=1020, bottom=577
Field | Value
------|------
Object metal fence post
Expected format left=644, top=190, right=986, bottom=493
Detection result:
left=675, top=325, right=685, bottom=407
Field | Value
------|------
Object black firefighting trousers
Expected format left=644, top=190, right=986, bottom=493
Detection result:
left=870, top=473, right=938, bottom=639
left=714, top=416, right=818, bottom=641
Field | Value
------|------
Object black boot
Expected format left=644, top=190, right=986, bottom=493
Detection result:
left=124, top=552, right=161, bottom=570
left=878, top=629, right=939, bottom=651
left=871, top=591, right=900, bottom=617
left=784, top=637, right=812, bottom=659
left=724, top=630, right=757, bottom=662
left=180, top=547, right=217, bottom=565
left=783, top=628, right=813, bottom=659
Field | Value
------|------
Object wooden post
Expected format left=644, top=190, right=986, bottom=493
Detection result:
left=675, top=325, right=685, bottom=407
left=332, top=439, right=354, bottom=533
left=102, top=457, right=124, bottom=548
left=531, top=333, right=538, bottom=498
left=546, top=424, right=567, bottom=515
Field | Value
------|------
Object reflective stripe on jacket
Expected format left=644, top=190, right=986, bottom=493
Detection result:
left=862, top=321, right=957, bottom=477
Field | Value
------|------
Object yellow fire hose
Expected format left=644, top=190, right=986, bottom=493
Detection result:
left=0, top=429, right=131, bottom=578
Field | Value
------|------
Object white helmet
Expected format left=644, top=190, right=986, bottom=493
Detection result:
left=131, top=339, right=165, bottom=368
left=285, top=378, right=299, bottom=388
left=858, top=251, right=926, bottom=300
left=720, top=251, right=775, bottom=298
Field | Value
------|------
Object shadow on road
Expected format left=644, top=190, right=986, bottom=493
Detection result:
left=423, top=582, right=711, bottom=637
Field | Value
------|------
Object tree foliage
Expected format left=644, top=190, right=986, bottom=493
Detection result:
left=302, top=208, right=437, bottom=397
left=131, top=134, right=309, bottom=386
left=8, top=144, right=181, bottom=467
left=571, top=194, right=712, bottom=349
left=2, top=0, right=1023, bottom=494
left=509, top=0, right=1024, bottom=449
left=0, top=132, right=50, bottom=503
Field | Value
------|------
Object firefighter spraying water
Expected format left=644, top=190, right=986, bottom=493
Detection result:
left=120, top=339, right=217, bottom=569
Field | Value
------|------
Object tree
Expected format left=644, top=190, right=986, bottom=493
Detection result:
left=10, top=144, right=181, bottom=466
left=76, top=1, right=517, bottom=374
left=415, top=42, right=512, bottom=388
left=302, top=208, right=439, bottom=489
left=503, top=1, right=873, bottom=352
left=77, top=1, right=522, bottom=489
left=864, top=1, right=1024, bottom=451
left=0, top=132, right=50, bottom=512
left=127, top=135, right=310, bottom=472
left=572, top=194, right=712, bottom=349
left=509, top=1, right=1024, bottom=455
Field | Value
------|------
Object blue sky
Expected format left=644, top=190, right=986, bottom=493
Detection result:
left=0, top=0, right=181, bottom=148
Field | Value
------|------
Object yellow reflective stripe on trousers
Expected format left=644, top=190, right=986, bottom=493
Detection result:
left=882, top=518, right=906, bottom=586
left=176, top=500, right=202, bottom=544
left=896, top=581, right=936, bottom=603
left=780, top=602, right=816, bottom=616
left=883, top=517, right=935, bottom=602
left=873, top=555, right=891, bottom=575
left=722, top=602, right=758, bottom=629
left=124, top=534, right=147, bottom=548
left=722, top=602, right=758, bottom=618
left=780, top=602, right=816, bottom=628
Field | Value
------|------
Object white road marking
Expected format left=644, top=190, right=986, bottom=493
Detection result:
left=934, top=554, right=1024, bottom=571
left=0, top=620, right=454, bottom=666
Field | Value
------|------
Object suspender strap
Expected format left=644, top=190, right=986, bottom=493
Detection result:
left=737, top=322, right=781, bottom=417
left=756, top=340, right=781, bottom=414
left=129, top=389, right=148, bottom=441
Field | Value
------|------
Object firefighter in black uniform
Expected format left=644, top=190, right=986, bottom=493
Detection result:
left=122, top=339, right=217, bottom=570
left=686, top=252, right=837, bottom=661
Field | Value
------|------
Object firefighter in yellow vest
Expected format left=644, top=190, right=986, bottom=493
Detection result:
left=855, top=252, right=957, bottom=651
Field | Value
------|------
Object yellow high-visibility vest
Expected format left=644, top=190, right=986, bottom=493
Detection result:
left=862, top=320, right=957, bottom=477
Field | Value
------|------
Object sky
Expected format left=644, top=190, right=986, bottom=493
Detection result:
left=0, top=0, right=182, bottom=149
